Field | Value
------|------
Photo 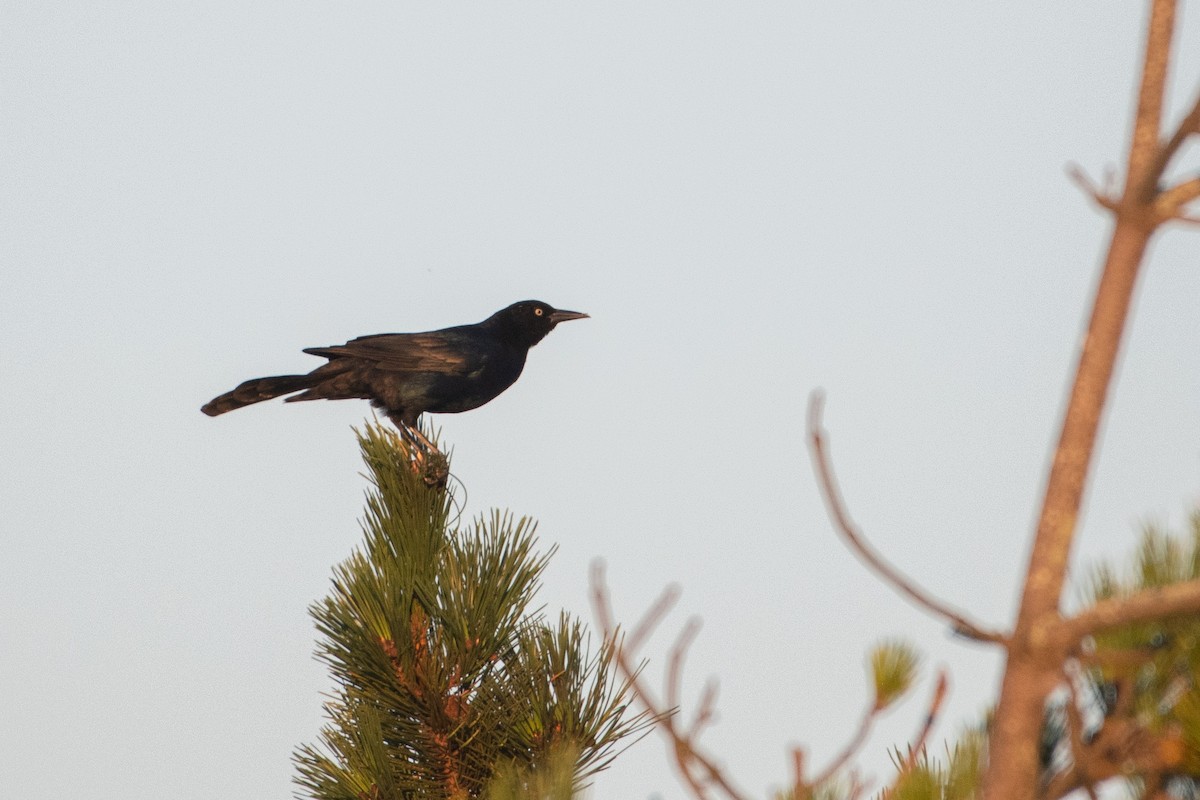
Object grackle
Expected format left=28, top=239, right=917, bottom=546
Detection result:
left=201, top=300, right=588, bottom=448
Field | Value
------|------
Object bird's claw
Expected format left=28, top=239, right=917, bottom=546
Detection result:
left=396, top=423, right=450, bottom=490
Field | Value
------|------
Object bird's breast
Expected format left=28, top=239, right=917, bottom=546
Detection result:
left=418, top=347, right=527, bottom=414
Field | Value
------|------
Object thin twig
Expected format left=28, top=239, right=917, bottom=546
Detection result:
left=879, top=670, right=949, bottom=800
left=589, top=562, right=752, bottom=800
left=810, top=704, right=878, bottom=787
left=628, top=584, right=682, bottom=655
left=665, top=619, right=704, bottom=719
left=1170, top=211, right=1200, bottom=226
left=589, top=562, right=667, bottom=713
left=905, top=670, right=948, bottom=770
left=589, top=564, right=711, bottom=799
left=806, top=392, right=1006, bottom=644
left=846, top=772, right=868, bottom=800
left=791, top=748, right=807, bottom=797
left=690, top=678, right=720, bottom=739
left=1067, top=164, right=1121, bottom=212
left=675, top=753, right=713, bottom=800
left=661, top=619, right=749, bottom=800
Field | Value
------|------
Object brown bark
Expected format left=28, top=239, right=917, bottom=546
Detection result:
left=981, top=0, right=1177, bottom=792
left=983, top=213, right=1155, bottom=800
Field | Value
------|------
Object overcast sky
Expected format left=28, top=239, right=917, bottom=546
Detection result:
left=3, top=3, right=1199, bottom=799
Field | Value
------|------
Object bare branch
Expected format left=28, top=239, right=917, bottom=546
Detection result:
left=675, top=754, right=713, bottom=800
left=1127, top=0, right=1177, bottom=199
left=810, top=703, right=878, bottom=787
left=806, top=392, right=1006, bottom=644
left=690, top=678, right=720, bottom=740
left=628, top=584, right=682, bottom=654
left=1147, top=87, right=1200, bottom=184
left=847, top=772, right=869, bottom=800
left=1154, top=175, right=1200, bottom=220
left=665, top=618, right=703, bottom=722
left=985, top=0, right=1174, bottom=783
left=1075, top=646, right=1156, bottom=671
left=908, top=670, right=948, bottom=766
left=1067, top=164, right=1121, bottom=212
left=589, top=561, right=668, bottom=714
left=1064, top=577, right=1200, bottom=641
left=589, top=562, right=752, bottom=800
left=880, top=670, right=950, bottom=799
left=790, top=748, right=807, bottom=796
left=1170, top=211, right=1200, bottom=226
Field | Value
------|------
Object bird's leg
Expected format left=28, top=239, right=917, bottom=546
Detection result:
left=384, top=411, right=422, bottom=450
left=391, top=419, right=424, bottom=453
left=386, top=412, right=448, bottom=490
left=405, top=423, right=439, bottom=455
left=407, top=422, right=448, bottom=490
left=392, top=421, right=439, bottom=458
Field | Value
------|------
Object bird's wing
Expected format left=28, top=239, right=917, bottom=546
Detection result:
left=303, top=331, right=481, bottom=374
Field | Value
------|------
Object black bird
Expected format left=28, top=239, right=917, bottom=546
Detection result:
left=201, top=300, right=588, bottom=444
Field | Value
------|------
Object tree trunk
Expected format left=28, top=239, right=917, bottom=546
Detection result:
left=982, top=217, right=1155, bottom=799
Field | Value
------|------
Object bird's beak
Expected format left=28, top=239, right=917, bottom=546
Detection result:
left=549, top=309, right=589, bottom=324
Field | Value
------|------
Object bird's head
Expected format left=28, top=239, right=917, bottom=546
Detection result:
left=488, top=300, right=589, bottom=347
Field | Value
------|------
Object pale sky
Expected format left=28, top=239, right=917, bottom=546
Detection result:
left=3, top=3, right=1199, bottom=799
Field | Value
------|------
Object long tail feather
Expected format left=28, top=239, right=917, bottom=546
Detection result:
left=201, top=374, right=319, bottom=416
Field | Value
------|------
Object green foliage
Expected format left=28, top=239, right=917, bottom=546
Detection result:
left=869, top=640, right=920, bottom=711
left=771, top=780, right=857, bottom=800
left=1084, top=513, right=1200, bottom=648
left=1081, top=512, right=1200, bottom=777
left=294, top=423, right=648, bottom=799
left=887, top=730, right=985, bottom=800
left=884, top=513, right=1200, bottom=800
left=486, top=742, right=579, bottom=800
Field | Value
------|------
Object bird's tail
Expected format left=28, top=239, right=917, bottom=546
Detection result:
left=201, top=374, right=320, bottom=417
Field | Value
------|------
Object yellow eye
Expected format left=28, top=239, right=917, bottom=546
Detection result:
left=534, top=308, right=544, bottom=316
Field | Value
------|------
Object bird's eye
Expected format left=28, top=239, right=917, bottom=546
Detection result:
left=534, top=308, right=544, bottom=316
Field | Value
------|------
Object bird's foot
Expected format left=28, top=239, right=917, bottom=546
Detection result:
left=396, top=423, right=449, bottom=490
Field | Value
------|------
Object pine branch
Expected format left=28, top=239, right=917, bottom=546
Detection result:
left=296, top=423, right=647, bottom=799
left=1065, top=578, right=1200, bottom=640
